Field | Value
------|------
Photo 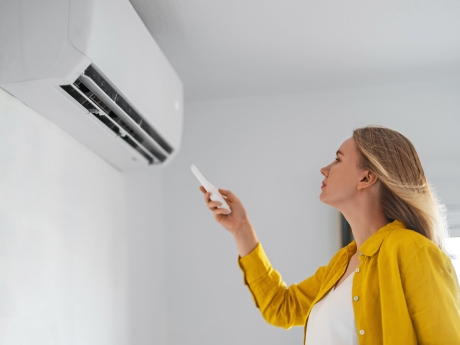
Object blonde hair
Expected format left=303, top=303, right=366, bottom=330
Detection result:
left=353, top=125, right=454, bottom=259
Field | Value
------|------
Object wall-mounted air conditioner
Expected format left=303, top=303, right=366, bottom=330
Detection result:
left=0, top=0, right=183, bottom=171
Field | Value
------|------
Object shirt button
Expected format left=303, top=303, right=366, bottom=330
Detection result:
left=359, top=251, right=364, bottom=256
left=354, top=296, right=359, bottom=301
left=355, top=268, right=360, bottom=273
left=359, top=330, right=365, bottom=335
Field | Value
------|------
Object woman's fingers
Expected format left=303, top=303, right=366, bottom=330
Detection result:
left=213, top=207, right=230, bottom=215
left=200, top=187, right=211, bottom=202
left=208, top=201, right=222, bottom=210
left=218, top=189, right=231, bottom=197
left=200, top=186, right=207, bottom=200
left=199, top=186, right=231, bottom=210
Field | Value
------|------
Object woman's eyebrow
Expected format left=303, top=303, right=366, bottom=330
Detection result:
left=336, top=150, right=344, bottom=156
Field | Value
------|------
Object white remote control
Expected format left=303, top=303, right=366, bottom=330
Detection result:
left=191, top=164, right=232, bottom=214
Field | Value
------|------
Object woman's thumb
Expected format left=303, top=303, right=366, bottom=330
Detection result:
left=218, top=188, right=233, bottom=199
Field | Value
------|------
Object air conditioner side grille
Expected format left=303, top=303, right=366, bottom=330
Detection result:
left=60, top=64, right=174, bottom=165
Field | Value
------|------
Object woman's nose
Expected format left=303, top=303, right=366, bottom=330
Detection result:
left=320, top=166, right=328, bottom=177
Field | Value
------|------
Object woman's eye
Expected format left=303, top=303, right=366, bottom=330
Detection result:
left=335, top=158, right=339, bottom=162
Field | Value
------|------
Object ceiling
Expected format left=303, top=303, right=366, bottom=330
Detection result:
left=129, top=0, right=460, bottom=102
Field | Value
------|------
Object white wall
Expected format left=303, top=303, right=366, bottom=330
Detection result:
left=0, top=88, right=129, bottom=344
left=164, top=80, right=460, bottom=345
left=125, top=168, right=168, bottom=345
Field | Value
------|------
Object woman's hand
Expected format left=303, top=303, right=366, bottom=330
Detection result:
left=199, top=186, right=259, bottom=257
left=199, top=186, right=251, bottom=236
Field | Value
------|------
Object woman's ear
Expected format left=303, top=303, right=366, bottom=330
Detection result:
left=358, top=170, right=379, bottom=189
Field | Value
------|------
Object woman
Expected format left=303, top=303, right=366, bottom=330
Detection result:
left=199, top=125, right=460, bottom=345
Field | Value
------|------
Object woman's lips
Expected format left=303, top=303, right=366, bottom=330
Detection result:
left=321, top=183, right=326, bottom=188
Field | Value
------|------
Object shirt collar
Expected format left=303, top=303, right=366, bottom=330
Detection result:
left=344, top=219, right=406, bottom=257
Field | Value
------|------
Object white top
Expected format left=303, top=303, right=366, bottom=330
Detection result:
left=305, top=272, right=359, bottom=345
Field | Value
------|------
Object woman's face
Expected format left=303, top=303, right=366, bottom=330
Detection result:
left=319, top=137, right=364, bottom=208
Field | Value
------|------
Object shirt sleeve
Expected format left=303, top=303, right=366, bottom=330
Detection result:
left=402, top=246, right=460, bottom=344
left=237, top=242, right=327, bottom=329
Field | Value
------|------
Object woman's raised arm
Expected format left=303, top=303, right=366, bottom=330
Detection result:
left=199, top=186, right=326, bottom=328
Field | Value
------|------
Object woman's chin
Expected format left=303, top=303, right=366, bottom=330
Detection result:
left=319, top=192, right=327, bottom=204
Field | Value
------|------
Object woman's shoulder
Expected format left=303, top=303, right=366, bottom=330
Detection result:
left=387, top=226, right=436, bottom=248
left=383, top=225, right=446, bottom=263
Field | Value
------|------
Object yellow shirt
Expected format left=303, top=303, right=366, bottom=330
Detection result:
left=237, top=219, right=460, bottom=344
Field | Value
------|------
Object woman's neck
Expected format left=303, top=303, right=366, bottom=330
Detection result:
left=340, top=192, right=390, bottom=250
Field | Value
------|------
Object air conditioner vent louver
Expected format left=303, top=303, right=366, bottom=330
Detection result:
left=83, top=65, right=173, bottom=155
left=60, top=64, right=173, bottom=165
